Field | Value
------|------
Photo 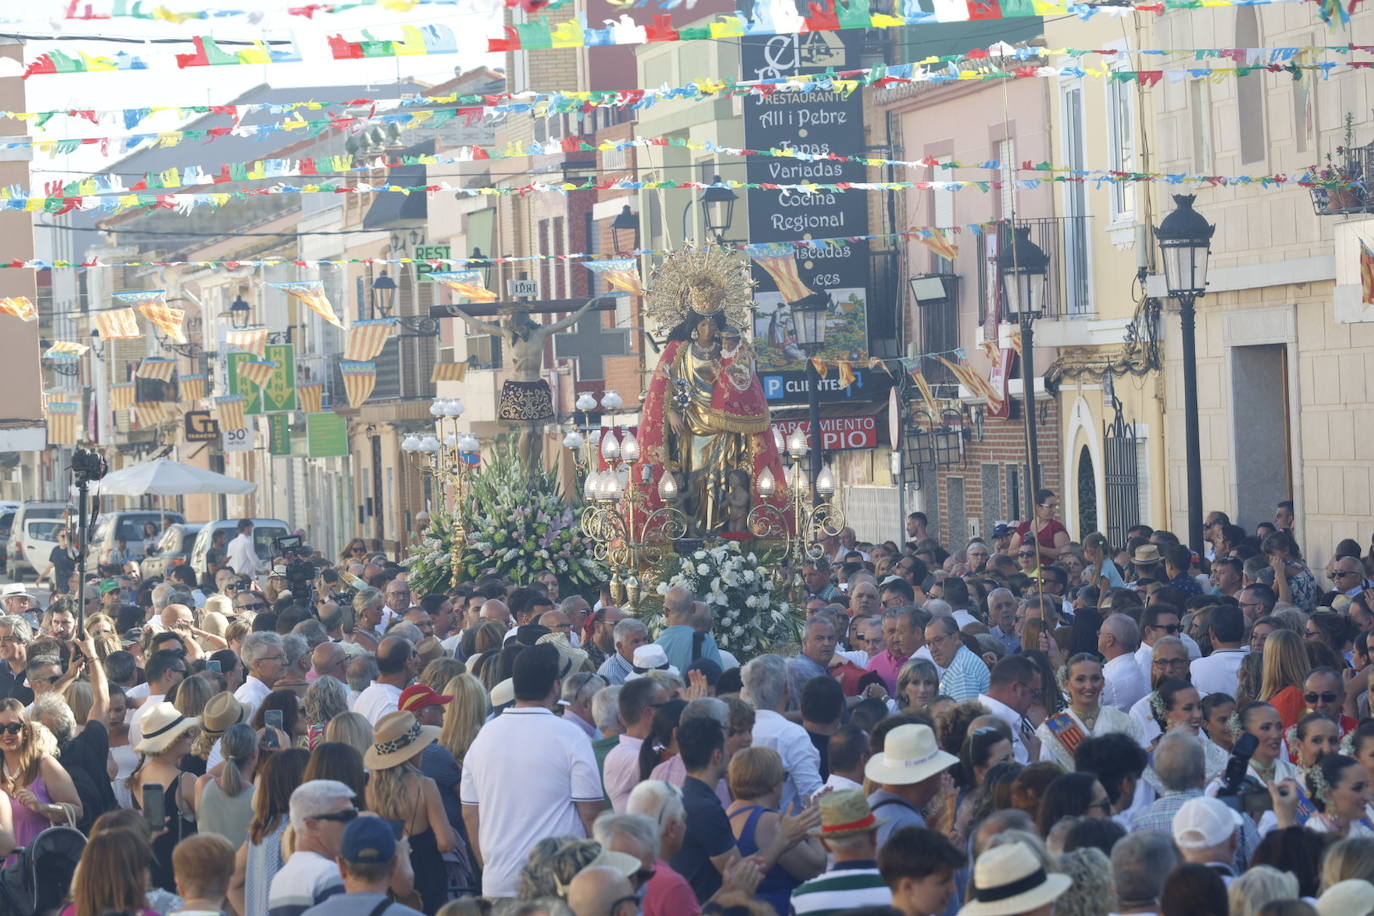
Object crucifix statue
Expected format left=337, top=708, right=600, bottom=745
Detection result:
left=447, top=299, right=600, bottom=471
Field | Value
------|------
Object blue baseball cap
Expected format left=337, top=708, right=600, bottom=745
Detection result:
left=341, top=816, right=396, bottom=865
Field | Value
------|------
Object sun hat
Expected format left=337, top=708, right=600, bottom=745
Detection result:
left=135, top=702, right=201, bottom=754
left=490, top=678, right=515, bottom=707
left=1132, top=544, right=1164, bottom=567
left=415, top=637, right=446, bottom=667
left=863, top=723, right=958, bottom=786
left=398, top=683, right=453, bottom=714
left=200, top=693, right=248, bottom=739
left=341, top=815, right=397, bottom=865
left=808, top=789, right=884, bottom=839
left=0, top=583, right=34, bottom=602
left=537, top=632, right=589, bottom=678
left=364, top=710, right=440, bottom=770
left=958, top=842, right=1071, bottom=916
left=1171, top=796, right=1241, bottom=849
left=627, top=644, right=679, bottom=679
left=1316, top=879, right=1374, bottom=916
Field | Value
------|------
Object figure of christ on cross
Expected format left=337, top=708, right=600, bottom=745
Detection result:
left=446, top=298, right=600, bottom=471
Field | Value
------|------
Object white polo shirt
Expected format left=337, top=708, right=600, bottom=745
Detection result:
left=351, top=682, right=402, bottom=726
left=1190, top=647, right=1249, bottom=699
left=461, top=706, right=603, bottom=898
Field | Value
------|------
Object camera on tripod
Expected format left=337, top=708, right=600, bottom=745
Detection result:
left=273, top=534, right=315, bottom=599
left=1215, top=732, right=1273, bottom=815
left=71, top=447, right=107, bottom=485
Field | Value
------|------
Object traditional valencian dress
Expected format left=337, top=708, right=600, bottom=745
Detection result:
left=1036, top=704, right=1141, bottom=769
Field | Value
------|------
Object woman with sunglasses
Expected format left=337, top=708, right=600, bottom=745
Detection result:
left=0, top=697, right=82, bottom=857
left=1009, top=488, right=1070, bottom=565
left=340, top=538, right=369, bottom=563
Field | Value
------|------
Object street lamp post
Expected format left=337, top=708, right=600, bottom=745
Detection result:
left=788, top=292, right=831, bottom=502
left=701, top=176, right=738, bottom=244
left=1156, top=194, right=1214, bottom=557
left=371, top=271, right=398, bottom=318
left=998, top=224, right=1049, bottom=521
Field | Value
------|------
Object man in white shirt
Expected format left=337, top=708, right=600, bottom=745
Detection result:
left=977, top=655, right=1042, bottom=764
left=461, top=643, right=602, bottom=898
left=743, top=654, right=822, bottom=812
left=821, top=724, right=869, bottom=793
left=267, top=780, right=356, bottom=916
left=1135, top=605, right=1203, bottom=674
left=128, top=650, right=187, bottom=748
left=1190, top=605, right=1248, bottom=698
left=351, top=636, right=417, bottom=726
left=226, top=518, right=265, bottom=579
left=1098, top=614, right=1149, bottom=712
left=234, top=631, right=286, bottom=719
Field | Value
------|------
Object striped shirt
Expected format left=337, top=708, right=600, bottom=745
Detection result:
left=938, top=646, right=990, bottom=701
left=791, top=861, right=892, bottom=916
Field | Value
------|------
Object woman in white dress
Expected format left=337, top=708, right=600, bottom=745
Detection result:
left=1290, top=754, right=1374, bottom=838
left=1036, top=653, right=1140, bottom=770
left=1224, top=701, right=1302, bottom=787
left=1140, top=678, right=1230, bottom=793
left=106, top=685, right=137, bottom=809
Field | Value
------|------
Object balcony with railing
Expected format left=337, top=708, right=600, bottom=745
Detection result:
left=975, top=216, right=1094, bottom=323
left=1310, top=141, right=1374, bottom=216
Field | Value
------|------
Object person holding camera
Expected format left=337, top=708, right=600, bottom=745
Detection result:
left=227, top=519, right=266, bottom=581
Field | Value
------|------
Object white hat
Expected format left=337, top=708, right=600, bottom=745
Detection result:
left=0, top=583, right=34, bottom=602
left=1317, top=879, right=1374, bottom=916
left=490, top=677, right=515, bottom=707
left=134, top=702, right=201, bottom=754
left=864, top=723, right=958, bottom=786
left=626, top=644, right=679, bottom=680
left=1171, top=797, right=1241, bottom=849
left=959, top=842, right=1071, bottom=916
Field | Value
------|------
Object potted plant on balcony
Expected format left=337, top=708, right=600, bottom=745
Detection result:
left=1309, top=114, right=1368, bottom=215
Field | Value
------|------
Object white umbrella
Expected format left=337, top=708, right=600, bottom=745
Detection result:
left=89, top=457, right=257, bottom=497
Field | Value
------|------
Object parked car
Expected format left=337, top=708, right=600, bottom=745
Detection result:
left=88, top=510, right=187, bottom=568
left=24, top=518, right=68, bottom=587
left=189, top=518, right=292, bottom=578
left=138, top=522, right=205, bottom=582
left=7, top=502, right=70, bottom=581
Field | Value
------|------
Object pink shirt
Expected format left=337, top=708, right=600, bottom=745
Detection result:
left=866, top=649, right=908, bottom=695
left=642, top=859, right=701, bottom=916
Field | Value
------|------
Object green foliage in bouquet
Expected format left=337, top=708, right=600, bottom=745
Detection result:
left=403, top=439, right=608, bottom=595
left=639, top=539, right=801, bottom=659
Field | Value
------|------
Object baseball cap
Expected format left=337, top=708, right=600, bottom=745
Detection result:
left=991, top=523, right=1013, bottom=539
left=341, top=816, right=397, bottom=865
left=98, top=578, right=121, bottom=595
left=398, top=683, right=453, bottom=713
left=1172, top=797, right=1241, bottom=849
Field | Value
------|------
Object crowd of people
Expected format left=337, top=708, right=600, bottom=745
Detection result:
left=0, top=500, right=1372, bottom=916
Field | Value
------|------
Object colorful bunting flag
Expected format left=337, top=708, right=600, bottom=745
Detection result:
left=979, top=338, right=1001, bottom=367
left=429, top=270, right=497, bottom=302
left=214, top=394, right=247, bottom=432
left=344, top=318, right=395, bottom=362
left=271, top=280, right=344, bottom=328
left=113, top=289, right=186, bottom=344
left=135, top=357, right=176, bottom=382
left=179, top=374, right=207, bottom=401
left=110, top=384, right=136, bottom=411
left=45, top=400, right=79, bottom=445
left=296, top=383, right=324, bottom=414
left=836, top=360, right=856, bottom=390
left=909, top=367, right=939, bottom=418
left=585, top=258, right=645, bottom=297
left=94, top=307, right=141, bottom=340
left=917, top=229, right=960, bottom=262
left=1362, top=241, right=1374, bottom=305
left=0, top=296, right=36, bottom=321
left=237, top=360, right=279, bottom=389
left=339, top=360, right=377, bottom=408
left=1009, top=330, right=1023, bottom=355
left=431, top=361, right=469, bottom=383
left=226, top=327, right=269, bottom=358
left=43, top=340, right=89, bottom=359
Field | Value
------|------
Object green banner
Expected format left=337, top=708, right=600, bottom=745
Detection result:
left=268, top=413, right=291, bottom=455
left=227, top=343, right=297, bottom=414
left=306, top=412, right=348, bottom=458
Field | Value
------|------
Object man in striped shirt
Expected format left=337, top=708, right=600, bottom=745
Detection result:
left=790, top=790, right=891, bottom=916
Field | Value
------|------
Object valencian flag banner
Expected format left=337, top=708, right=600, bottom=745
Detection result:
left=339, top=360, right=377, bottom=408
left=1362, top=241, right=1374, bottom=305
left=226, top=327, right=269, bottom=358
left=431, top=362, right=469, bottom=383
left=271, top=280, right=344, bottom=328
left=95, top=307, right=141, bottom=340
left=136, top=401, right=180, bottom=427
left=237, top=360, right=279, bottom=389
left=751, top=251, right=818, bottom=304
left=0, top=297, right=36, bottom=321
left=110, top=384, right=136, bottom=411
left=179, top=374, right=207, bottom=402
left=115, top=289, right=186, bottom=344
left=585, top=259, right=645, bottom=296
left=345, top=318, right=395, bottom=362
left=214, top=395, right=247, bottom=432
left=429, top=270, right=497, bottom=302
left=45, top=400, right=79, bottom=446
left=135, top=357, right=176, bottom=382
left=43, top=340, right=89, bottom=359
left=296, top=383, right=324, bottom=414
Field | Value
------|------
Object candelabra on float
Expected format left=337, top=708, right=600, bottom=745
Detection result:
left=747, top=427, right=845, bottom=601
left=402, top=397, right=482, bottom=587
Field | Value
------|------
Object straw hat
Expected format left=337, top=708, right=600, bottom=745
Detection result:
left=200, top=693, right=248, bottom=739
left=1317, top=880, right=1374, bottom=916
left=135, top=702, right=201, bottom=754
left=364, top=710, right=440, bottom=770
left=958, top=842, right=1071, bottom=916
left=1132, top=544, right=1163, bottom=567
left=415, top=637, right=446, bottom=668
left=490, top=678, right=515, bottom=707
left=537, top=633, right=589, bottom=678
left=863, top=723, right=957, bottom=786
left=808, top=789, right=884, bottom=839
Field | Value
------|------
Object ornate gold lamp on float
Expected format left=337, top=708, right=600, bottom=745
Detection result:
left=562, top=245, right=844, bottom=610
left=402, top=397, right=481, bottom=586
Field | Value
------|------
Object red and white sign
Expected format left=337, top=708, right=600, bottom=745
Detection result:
left=770, top=416, right=878, bottom=451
